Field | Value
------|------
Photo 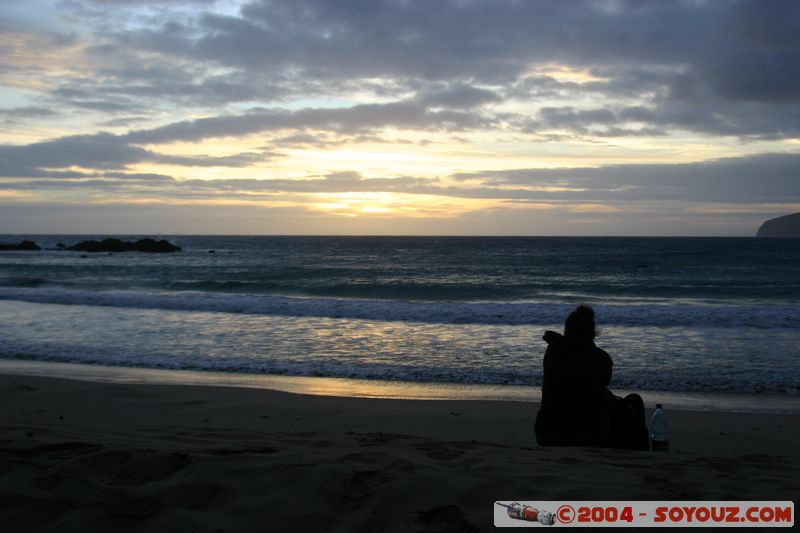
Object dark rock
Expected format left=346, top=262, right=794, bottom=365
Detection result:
left=756, top=212, right=800, bottom=238
left=0, top=240, right=41, bottom=251
left=66, top=238, right=181, bottom=253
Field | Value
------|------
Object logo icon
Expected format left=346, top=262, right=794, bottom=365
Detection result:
left=496, top=502, right=556, bottom=525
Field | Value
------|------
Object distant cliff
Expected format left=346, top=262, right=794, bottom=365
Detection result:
left=756, top=213, right=800, bottom=237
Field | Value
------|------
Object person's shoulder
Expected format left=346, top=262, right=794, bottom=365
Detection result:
left=594, top=345, right=609, bottom=355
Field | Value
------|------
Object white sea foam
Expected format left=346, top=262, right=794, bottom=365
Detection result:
left=0, top=286, right=796, bottom=329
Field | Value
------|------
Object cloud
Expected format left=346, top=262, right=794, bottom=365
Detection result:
left=0, top=106, right=59, bottom=119
left=454, top=152, right=800, bottom=204
left=0, top=174, right=174, bottom=190
left=121, top=0, right=797, bottom=105
left=122, top=100, right=494, bottom=144
left=152, top=151, right=276, bottom=167
left=97, top=116, right=153, bottom=128
left=529, top=98, right=800, bottom=139
left=0, top=95, right=497, bottom=179
left=417, top=84, right=502, bottom=110
left=177, top=171, right=437, bottom=194
left=0, top=133, right=276, bottom=176
left=4, top=0, right=798, bottom=140
left=4, top=151, right=798, bottom=208
left=0, top=133, right=152, bottom=175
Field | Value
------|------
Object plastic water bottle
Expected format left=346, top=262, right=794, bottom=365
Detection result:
left=650, top=403, right=670, bottom=451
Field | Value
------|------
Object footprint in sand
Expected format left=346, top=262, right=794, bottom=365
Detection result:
left=348, top=431, right=412, bottom=446
left=106, top=482, right=221, bottom=519
left=414, top=442, right=465, bottom=460
left=337, top=470, right=392, bottom=513
left=37, top=449, right=192, bottom=488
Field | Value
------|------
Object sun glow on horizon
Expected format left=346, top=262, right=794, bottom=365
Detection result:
left=308, top=192, right=499, bottom=218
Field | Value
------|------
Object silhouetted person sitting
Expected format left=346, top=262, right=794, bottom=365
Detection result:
left=534, top=305, right=649, bottom=450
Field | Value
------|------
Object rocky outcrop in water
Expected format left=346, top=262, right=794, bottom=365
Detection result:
left=66, top=238, right=181, bottom=253
left=756, top=213, right=800, bottom=238
left=0, top=240, right=41, bottom=251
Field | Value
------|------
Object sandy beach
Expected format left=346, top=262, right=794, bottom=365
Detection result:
left=0, top=373, right=798, bottom=531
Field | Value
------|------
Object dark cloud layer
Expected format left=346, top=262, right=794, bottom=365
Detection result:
left=5, top=0, right=797, bottom=140
left=123, top=101, right=492, bottom=144
left=454, top=153, right=800, bottom=204
left=0, top=133, right=274, bottom=177
left=118, top=0, right=800, bottom=106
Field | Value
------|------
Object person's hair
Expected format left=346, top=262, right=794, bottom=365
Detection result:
left=564, top=304, right=596, bottom=342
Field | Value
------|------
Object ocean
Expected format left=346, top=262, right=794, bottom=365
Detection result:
left=0, top=235, right=798, bottom=400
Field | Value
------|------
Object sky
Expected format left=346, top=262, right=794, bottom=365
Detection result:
left=1, top=0, right=799, bottom=236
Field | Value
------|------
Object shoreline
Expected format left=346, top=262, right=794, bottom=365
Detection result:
left=1, top=358, right=798, bottom=414
left=1, top=372, right=798, bottom=530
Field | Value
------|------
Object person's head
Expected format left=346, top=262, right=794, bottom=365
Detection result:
left=564, top=304, right=596, bottom=342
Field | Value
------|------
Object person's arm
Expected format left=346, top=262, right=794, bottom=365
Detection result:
left=597, top=349, right=613, bottom=388
left=543, top=330, right=562, bottom=344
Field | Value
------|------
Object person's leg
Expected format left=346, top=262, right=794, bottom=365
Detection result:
left=622, top=394, right=650, bottom=450
left=623, top=393, right=645, bottom=421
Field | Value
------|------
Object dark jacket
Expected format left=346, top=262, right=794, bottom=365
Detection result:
left=534, top=331, right=614, bottom=445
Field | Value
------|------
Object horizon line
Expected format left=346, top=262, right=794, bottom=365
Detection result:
left=0, top=233, right=773, bottom=239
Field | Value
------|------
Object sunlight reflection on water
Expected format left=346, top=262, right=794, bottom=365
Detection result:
left=0, top=300, right=797, bottom=396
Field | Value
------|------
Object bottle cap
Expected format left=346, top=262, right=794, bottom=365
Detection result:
left=656, top=403, right=663, bottom=409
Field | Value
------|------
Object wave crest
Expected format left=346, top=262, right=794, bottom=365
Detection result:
left=0, top=287, right=797, bottom=329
